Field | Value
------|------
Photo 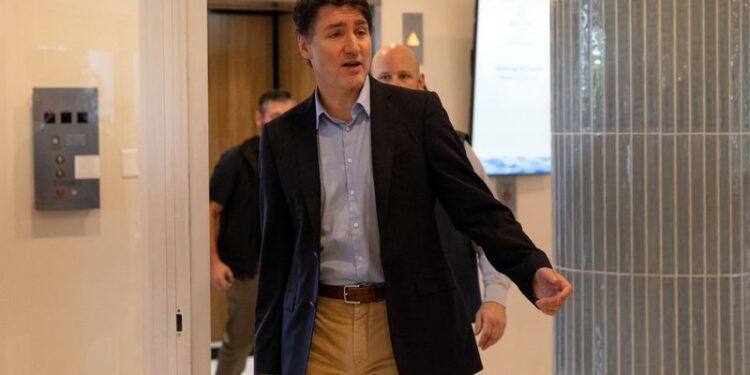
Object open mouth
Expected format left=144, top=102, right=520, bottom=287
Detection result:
left=342, top=61, right=362, bottom=69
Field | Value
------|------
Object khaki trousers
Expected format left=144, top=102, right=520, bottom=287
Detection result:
left=306, top=297, right=399, bottom=375
left=215, top=277, right=258, bottom=375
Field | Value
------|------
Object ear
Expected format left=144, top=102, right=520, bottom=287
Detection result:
left=417, top=73, right=426, bottom=90
left=298, top=34, right=313, bottom=61
left=255, top=110, right=264, bottom=128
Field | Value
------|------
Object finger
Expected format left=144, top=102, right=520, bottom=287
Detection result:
left=536, top=299, right=562, bottom=312
left=486, top=327, right=501, bottom=348
left=211, top=274, right=224, bottom=290
left=536, top=296, right=560, bottom=306
left=558, top=283, right=573, bottom=299
left=226, top=269, right=235, bottom=283
left=537, top=303, right=560, bottom=315
left=478, top=329, right=490, bottom=350
left=536, top=299, right=563, bottom=311
left=474, top=314, right=483, bottom=335
left=535, top=303, right=554, bottom=315
left=479, top=320, right=495, bottom=350
left=538, top=286, right=573, bottom=308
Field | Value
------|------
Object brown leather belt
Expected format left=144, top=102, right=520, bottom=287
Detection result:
left=318, top=284, right=386, bottom=304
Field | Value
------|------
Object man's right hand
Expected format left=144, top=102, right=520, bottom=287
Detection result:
left=210, top=259, right=234, bottom=290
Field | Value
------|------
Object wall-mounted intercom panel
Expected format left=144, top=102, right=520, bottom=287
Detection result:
left=33, top=88, right=100, bottom=210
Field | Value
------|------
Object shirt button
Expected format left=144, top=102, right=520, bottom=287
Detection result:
left=345, top=126, right=352, bottom=132
left=346, top=158, right=352, bottom=163
left=349, top=190, right=355, bottom=196
left=353, top=222, right=359, bottom=228
left=357, top=256, right=363, bottom=261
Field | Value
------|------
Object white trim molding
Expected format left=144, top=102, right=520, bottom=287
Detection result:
left=140, top=0, right=209, bottom=373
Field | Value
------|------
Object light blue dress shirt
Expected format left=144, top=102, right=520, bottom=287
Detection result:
left=315, top=78, right=384, bottom=286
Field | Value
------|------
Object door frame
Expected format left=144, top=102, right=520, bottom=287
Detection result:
left=141, top=0, right=210, bottom=373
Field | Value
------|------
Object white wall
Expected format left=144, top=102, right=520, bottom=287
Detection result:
left=0, top=1, right=146, bottom=373
left=379, top=0, right=475, bottom=134
left=378, top=1, right=555, bottom=373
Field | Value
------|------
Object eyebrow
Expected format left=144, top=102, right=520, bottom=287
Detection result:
left=323, top=22, right=346, bottom=31
left=322, top=19, right=368, bottom=31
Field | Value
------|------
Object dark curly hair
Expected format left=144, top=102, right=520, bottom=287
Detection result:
left=293, top=0, right=373, bottom=38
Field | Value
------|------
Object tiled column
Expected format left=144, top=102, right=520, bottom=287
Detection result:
left=551, top=0, right=750, bottom=374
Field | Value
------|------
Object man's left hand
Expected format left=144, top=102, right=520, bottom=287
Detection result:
left=533, top=267, right=573, bottom=315
left=473, top=302, right=507, bottom=350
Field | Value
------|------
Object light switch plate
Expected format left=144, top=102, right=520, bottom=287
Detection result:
left=121, top=148, right=139, bottom=178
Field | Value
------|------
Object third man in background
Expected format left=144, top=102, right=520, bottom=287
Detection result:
left=209, top=90, right=295, bottom=375
left=372, top=43, right=511, bottom=350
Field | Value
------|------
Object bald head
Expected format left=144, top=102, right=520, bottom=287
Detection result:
left=371, top=44, right=426, bottom=90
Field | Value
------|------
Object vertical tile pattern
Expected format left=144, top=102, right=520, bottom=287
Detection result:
left=552, top=0, right=750, bottom=373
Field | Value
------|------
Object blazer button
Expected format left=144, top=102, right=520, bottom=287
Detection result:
left=309, top=301, right=316, bottom=309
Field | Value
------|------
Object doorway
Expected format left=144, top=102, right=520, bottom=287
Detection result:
left=206, top=3, right=316, bottom=351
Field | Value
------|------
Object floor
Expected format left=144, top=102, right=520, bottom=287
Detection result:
left=209, top=342, right=254, bottom=375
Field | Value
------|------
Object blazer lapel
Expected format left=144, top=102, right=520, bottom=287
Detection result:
left=291, top=95, right=322, bottom=244
left=369, top=79, right=396, bottom=237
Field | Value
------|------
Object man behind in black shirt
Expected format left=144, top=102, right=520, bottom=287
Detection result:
left=209, top=90, right=295, bottom=375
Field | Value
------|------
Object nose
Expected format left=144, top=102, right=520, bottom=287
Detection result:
left=342, top=31, right=359, bottom=54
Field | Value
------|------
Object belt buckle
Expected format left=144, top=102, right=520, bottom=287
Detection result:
left=342, top=284, right=361, bottom=304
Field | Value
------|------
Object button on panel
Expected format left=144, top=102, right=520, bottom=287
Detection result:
left=77, top=112, right=88, bottom=124
left=60, top=112, right=72, bottom=124
left=44, top=112, right=56, bottom=124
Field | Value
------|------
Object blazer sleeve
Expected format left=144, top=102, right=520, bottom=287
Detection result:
left=254, top=125, right=294, bottom=374
left=421, top=91, right=552, bottom=304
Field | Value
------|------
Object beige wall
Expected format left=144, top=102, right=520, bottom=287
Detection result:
left=0, top=1, right=146, bottom=374
left=378, top=1, right=555, bottom=373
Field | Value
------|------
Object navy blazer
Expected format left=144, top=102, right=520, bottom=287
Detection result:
left=255, top=78, right=552, bottom=375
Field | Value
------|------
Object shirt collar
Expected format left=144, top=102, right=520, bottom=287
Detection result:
left=315, top=76, right=371, bottom=129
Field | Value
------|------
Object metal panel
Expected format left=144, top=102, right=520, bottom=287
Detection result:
left=32, top=87, right=100, bottom=210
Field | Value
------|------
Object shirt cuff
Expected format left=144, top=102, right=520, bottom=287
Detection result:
left=483, top=283, right=509, bottom=307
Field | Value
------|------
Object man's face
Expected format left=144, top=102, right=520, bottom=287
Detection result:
left=371, top=46, right=425, bottom=90
left=256, top=100, right=295, bottom=127
left=297, top=5, right=372, bottom=95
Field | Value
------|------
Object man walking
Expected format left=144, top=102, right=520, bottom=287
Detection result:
left=209, top=90, right=294, bottom=375
left=255, top=2, right=572, bottom=374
